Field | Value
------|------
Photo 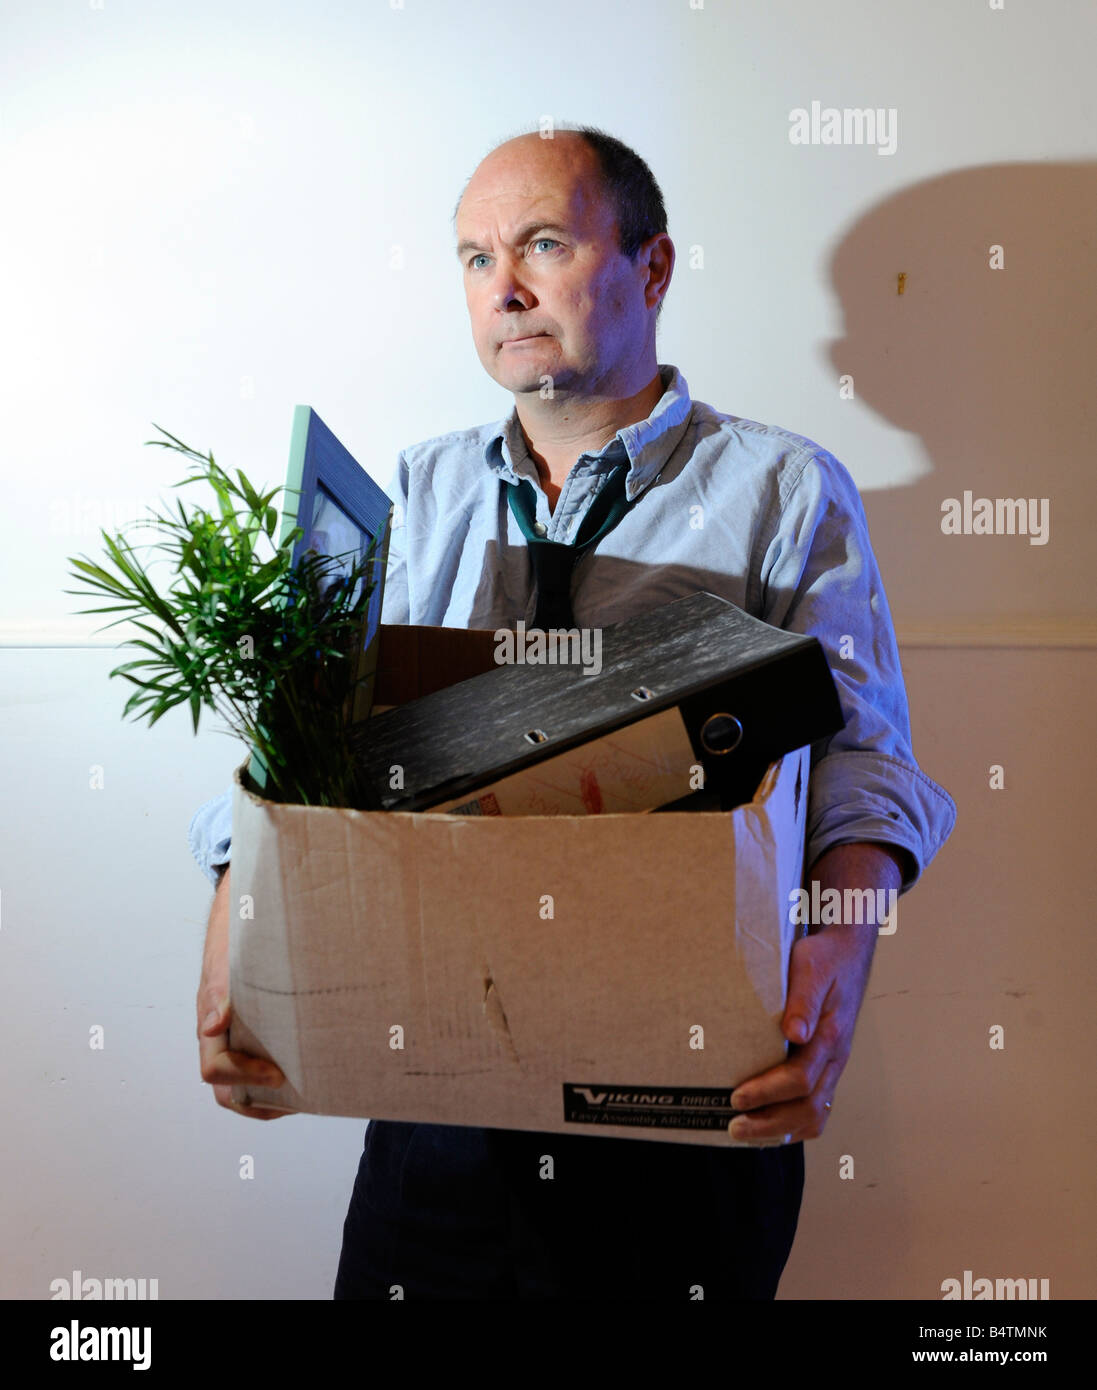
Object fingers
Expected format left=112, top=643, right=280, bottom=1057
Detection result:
left=731, top=1013, right=842, bottom=1113
left=197, top=995, right=286, bottom=1095
left=201, top=1035, right=286, bottom=1090
left=728, top=913, right=877, bottom=1146
left=212, top=1084, right=289, bottom=1122
left=196, top=869, right=286, bottom=1120
left=730, top=1057, right=842, bottom=1145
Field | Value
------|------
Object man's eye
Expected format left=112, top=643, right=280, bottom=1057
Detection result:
left=467, top=240, right=559, bottom=269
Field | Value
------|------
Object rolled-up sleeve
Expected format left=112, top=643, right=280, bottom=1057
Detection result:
left=759, top=447, right=956, bottom=893
left=188, top=787, right=233, bottom=889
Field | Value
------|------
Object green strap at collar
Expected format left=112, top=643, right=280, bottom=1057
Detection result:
left=506, top=461, right=635, bottom=553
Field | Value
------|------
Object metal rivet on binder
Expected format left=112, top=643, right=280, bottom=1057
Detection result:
left=630, top=686, right=655, bottom=701
left=700, top=712, right=743, bottom=754
left=524, top=728, right=549, bottom=745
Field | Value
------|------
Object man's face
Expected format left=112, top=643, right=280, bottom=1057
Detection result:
left=455, top=134, right=656, bottom=398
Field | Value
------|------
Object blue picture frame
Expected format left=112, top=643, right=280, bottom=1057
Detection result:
left=247, top=406, right=393, bottom=795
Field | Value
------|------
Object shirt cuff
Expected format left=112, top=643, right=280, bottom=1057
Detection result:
left=187, top=787, right=233, bottom=889
left=806, top=749, right=957, bottom=895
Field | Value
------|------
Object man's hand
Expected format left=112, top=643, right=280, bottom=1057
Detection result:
left=728, top=841, right=904, bottom=1145
left=197, top=865, right=288, bottom=1120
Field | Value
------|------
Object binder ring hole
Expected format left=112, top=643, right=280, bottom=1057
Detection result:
left=524, top=728, right=549, bottom=745
left=630, top=686, right=656, bottom=701
left=700, top=712, right=743, bottom=755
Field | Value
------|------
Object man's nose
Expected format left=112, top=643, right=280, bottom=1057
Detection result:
left=491, top=265, right=534, bottom=311
left=495, top=287, right=530, bottom=310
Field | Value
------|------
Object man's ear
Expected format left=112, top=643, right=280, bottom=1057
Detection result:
left=642, top=232, right=674, bottom=312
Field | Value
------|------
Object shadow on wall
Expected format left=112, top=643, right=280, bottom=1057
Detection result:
left=824, top=161, right=1097, bottom=626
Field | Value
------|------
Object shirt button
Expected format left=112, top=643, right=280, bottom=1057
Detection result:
left=532, top=521, right=548, bottom=537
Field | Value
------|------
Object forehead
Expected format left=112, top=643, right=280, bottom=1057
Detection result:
left=456, top=134, right=611, bottom=240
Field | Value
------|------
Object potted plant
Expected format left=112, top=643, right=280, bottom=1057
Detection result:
left=65, top=426, right=383, bottom=809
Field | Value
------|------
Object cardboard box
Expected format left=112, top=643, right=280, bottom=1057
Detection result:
left=227, top=625, right=810, bottom=1146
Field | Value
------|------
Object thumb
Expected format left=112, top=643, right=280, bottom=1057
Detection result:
left=201, top=994, right=230, bottom=1035
left=782, top=939, right=828, bottom=1045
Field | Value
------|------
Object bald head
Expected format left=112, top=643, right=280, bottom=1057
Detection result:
left=455, top=130, right=606, bottom=239
left=455, top=125, right=669, bottom=263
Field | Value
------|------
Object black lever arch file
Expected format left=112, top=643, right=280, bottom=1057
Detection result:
left=349, top=590, right=845, bottom=814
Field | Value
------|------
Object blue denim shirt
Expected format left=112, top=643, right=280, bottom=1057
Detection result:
left=188, top=363, right=955, bottom=891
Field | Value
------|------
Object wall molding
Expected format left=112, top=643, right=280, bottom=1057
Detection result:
left=2, top=616, right=1096, bottom=650
left=893, top=617, right=1097, bottom=648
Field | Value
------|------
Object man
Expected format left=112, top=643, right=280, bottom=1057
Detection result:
left=190, top=125, right=955, bottom=1299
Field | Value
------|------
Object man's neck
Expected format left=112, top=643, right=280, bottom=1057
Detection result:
left=514, top=368, right=665, bottom=510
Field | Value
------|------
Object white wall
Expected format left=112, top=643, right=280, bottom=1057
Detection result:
left=1, top=0, right=1094, bottom=1299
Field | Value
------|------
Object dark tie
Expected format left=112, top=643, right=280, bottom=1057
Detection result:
left=507, top=462, right=635, bottom=630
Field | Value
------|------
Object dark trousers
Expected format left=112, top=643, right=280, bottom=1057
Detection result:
left=333, top=1120, right=804, bottom=1300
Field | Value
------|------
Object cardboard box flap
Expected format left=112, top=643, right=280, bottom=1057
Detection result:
left=372, top=623, right=500, bottom=706
left=729, top=747, right=808, bottom=1016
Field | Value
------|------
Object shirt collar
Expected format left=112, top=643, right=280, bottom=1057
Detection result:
left=483, top=363, right=693, bottom=503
